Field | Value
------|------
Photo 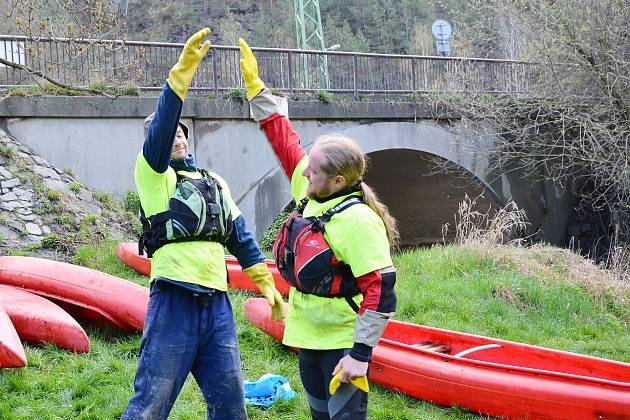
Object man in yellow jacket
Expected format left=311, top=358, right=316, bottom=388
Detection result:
left=240, top=38, right=398, bottom=420
left=122, top=29, right=286, bottom=420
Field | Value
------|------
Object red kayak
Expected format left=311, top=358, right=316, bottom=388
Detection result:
left=0, top=305, right=27, bottom=368
left=244, top=297, right=630, bottom=420
left=116, top=242, right=291, bottom=297
left=0, top=256, right=148, bottom=332
left=0, top=285, right=89, bottom=353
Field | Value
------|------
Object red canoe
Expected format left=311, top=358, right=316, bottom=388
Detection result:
left=0, top=256, right=148, bottom=332
left=0, top=285, right=89, bottom=353
left=116, top=242, right=291, bottom=297
left=0, top=305, right=27, bottom=368
left=243, top=297, right=630, bottom=420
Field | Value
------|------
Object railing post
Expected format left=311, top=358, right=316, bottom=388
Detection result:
left=411, top=57, right=417, bottom=92
left=287, top=51, right=293, bottom=94
left=112, top=41, right=117, bottom=79
left=352, top=54, right=358, bottom=100
left=212, top=50, right=218, bottom=97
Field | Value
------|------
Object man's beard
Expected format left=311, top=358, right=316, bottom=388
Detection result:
left=307, top=186, right=333, bottom=200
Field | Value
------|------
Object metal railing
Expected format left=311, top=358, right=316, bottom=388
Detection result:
left=0, top=35, right=541, bottom=96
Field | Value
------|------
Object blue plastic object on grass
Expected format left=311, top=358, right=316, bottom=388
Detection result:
left=244, top=374, right=296, bottom=408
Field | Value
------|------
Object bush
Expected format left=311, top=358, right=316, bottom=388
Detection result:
left=123, top=190, right=141, bottom=214
left=259, top=204, right=295, bottom=251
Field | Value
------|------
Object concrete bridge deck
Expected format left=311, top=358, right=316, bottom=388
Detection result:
left=0, top=95, right=572, bottom=246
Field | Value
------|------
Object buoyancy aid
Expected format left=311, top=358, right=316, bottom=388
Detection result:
left=139, top=168, right=233, bottom=257
left=273, top=196, right=362, bottom=309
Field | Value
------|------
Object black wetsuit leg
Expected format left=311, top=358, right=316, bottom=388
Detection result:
left=298, top=348, right=368, bottom=420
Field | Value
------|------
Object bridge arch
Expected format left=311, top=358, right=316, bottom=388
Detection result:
left=252, top=121, right=505, bottom=246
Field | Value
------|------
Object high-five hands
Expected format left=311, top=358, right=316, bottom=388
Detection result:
left=239, top=38, right=266, bottom=100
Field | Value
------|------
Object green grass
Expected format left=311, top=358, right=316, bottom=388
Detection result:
left=1, top=241, right=627, bottom=419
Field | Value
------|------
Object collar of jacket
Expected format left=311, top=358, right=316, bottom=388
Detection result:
left=170, top=154, right=197, bottom=172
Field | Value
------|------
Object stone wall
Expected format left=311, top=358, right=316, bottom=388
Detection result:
left=0, top=128, right=133, bottom=257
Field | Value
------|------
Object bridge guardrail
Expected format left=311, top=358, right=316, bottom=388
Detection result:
left=0, top=35, right=540, bottom=96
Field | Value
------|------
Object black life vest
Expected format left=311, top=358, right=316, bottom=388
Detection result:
left=273, top=196, right=362, bottom=310
left=138, top=169, right=233, bottom=257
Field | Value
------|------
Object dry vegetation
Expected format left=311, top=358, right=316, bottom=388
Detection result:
left=451, top=196, right=629, bottom=303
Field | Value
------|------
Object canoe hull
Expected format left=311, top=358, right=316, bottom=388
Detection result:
left=0, top=285, right=90, bottom=353
left=243, top=297, right=630, bottom=420
left=0, top=305, right=27, bottom=368
left=0, top=256, right=148, bottom=332
left=116, top=242, right=291, bottom=297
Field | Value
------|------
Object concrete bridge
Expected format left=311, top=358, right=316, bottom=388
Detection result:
left=0, top=96, right=572, bottom=246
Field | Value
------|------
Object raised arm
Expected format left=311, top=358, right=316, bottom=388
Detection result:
left=143, top=28, right=211, bottom=173
left=239, top=38, right=305, bottom=180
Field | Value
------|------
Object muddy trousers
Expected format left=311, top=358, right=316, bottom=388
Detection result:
left=298, top=348, right=368, bottom=420
left=122, top=282, right=247, bottom=420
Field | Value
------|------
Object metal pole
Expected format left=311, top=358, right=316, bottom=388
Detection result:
left=352, top=54, right=358, bottom=100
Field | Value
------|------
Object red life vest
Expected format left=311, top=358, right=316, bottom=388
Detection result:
left=273, top=196, right=362, bottom=302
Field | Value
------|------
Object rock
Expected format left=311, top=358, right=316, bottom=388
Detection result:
left=14, top=188, right=33, bottom=201
left=2, top=178, right=21, bottom=189
left=43, top=178, right=70, bottom=191
left=16, top=207, right=33, bottom=215
left=33, top=165, right=61, bottom=179
left=0, top=225, right=18, bottom=240
left=17, top=213, right=37, bottom=221
left=0, top=200, right=23, bottom=211
left=31, top=155, right=49, bottom=166
left=25, top=222, right=42, bottom=235
left=0, top=191, right=18, bottom=202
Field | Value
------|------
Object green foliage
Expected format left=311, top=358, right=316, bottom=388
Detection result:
left=40, top=233, right=63, bottom=250
left=7, top=85, right=43, bottom=97
left=122, top=190, right=141, bottom=214
left=259, top=208, right=293, bottom=251
left=46, top=189, right=62, bottom=202
left=226, top=88, right=245, bottom=102
left=0, top=144, right=14, bottom=157
left=317, top=90, right=334, bottom=103
left=81, top=214, right=99, bottom=227
left=119, top=82, right=140, bottom=96
left=69, top=181, right=81, bottom=193
left=94, top=191, right=114, bottom=208
left=42, top=81, right=86, bottom=96
left=54, top=213, right=74, bottom=227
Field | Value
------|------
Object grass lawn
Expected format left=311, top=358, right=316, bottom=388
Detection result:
left=0, top=240, right=627, bottom=419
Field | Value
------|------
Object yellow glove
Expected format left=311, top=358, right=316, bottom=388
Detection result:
left=329, top=371, right=369, bottom=395
left=167, top=28, right=212, bottom=101
left=239, top=38, right=266, bottom=100
left=243, top=262, right=287, bottom=321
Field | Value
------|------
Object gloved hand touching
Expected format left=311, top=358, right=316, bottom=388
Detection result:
left=244, top=262, right=287, bottom=321
left=329, top=354, right=369, bottom=394
left=167, top=28, right=212, bottom=101
left=239, top=38, right=266, bottom=100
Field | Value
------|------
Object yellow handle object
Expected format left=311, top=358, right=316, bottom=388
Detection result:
left=239, top=38, right=266, bottom=100
left=329, top=371, right=369, bottom=395
left=167, top=28, right=212, bottom=101
left=243, top=262, right=287, bottom=321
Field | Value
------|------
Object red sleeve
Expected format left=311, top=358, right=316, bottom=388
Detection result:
left=259, top=112, right=305, bottom=180
left=355, top=269, right=397, bottom=315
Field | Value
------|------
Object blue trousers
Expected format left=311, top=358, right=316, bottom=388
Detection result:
left=122, top=282, right=247, bottom=420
